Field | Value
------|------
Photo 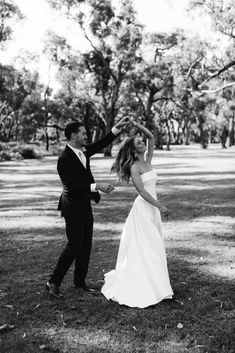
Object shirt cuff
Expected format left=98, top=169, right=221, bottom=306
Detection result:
left=91, top=183, right=97, bottom=192
left=111, top=126, right=121, bottom=136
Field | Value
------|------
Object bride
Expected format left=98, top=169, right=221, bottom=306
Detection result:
left=101, top=120, right=173, bottom=308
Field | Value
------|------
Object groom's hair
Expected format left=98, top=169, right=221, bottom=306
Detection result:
left=64, top=121, right=84, bottom=140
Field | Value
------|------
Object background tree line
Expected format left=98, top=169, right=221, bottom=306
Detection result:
left=0, top=0, right=235, bottom=159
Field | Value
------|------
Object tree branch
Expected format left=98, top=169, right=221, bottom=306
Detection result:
left=198, top=81, right=235, bottom=95
left=135, top=92, right=146, bottom=116
left=198, top=60, right=235, bottom=88
left=186, top=56, right=204, bottom=80
left=79, top=22, right=118, bottom=84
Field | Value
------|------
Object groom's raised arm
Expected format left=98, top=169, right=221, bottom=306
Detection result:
left=86, top=117, right=130, bottom=157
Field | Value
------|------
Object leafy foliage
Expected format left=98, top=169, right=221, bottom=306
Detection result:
left=0, top=0, right=235, bottom=153
left=0, top=0, right=23, bottom=46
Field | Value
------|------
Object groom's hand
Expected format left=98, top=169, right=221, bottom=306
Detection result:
left=96, top=183, right=115, bottom=194
left=115, top=116, right=130, bottom=130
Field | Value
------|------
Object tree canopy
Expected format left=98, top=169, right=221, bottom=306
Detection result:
left=0, top=0, right=234, bottom=157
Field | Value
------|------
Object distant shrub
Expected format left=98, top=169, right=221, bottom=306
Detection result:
left=0, top=142, right=44, bottom=161
left=13, top=151, right=23, bottom=159
left=49, top=144, right=65, bottom=156
left=0, top=142, right=5, bottom=152
left=19, top=145, right=43, bottom=159
left=0, top=151, right=11, bottom=161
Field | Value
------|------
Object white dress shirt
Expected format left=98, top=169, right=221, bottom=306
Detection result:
left=67, top=126, right=120, bottom=192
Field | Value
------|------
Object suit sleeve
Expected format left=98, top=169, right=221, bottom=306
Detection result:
left=57, top=156, right=91, bottom=194
left=86, top=131, right=118, bottom=157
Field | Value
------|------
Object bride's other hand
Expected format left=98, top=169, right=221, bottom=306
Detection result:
left=131, top=120, right=137, bottom=127
left=159, top=205, right=169, bottom=217
left=115, top=116, right=131, bottom=130
left=129, top=117, right=139, bottom=127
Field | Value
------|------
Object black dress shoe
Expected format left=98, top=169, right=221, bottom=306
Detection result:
left=74, top=283, right=97, bottom=293
left=46, top=282, right=63, bottom=299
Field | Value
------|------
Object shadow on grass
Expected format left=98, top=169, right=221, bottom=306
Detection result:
left=0, top=149, right=235, bottom=353
left=0, top=230, right=234, bottom=353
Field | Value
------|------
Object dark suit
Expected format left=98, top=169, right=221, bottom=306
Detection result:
left=49, top=131, right=117, bottom=287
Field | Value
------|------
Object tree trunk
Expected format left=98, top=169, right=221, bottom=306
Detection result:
left=15, top=113, right=19, bottom=141
left=184, top=117, right=190, bottom=145
left=7, top=116, right=16, bottom=142
left=175, top=123, right=183, bottom=144
left=201, top=130, right=209, bottom=149
left=220, top=126, right=228, bottom=148
left=154, top=126, right=164, bottom=149
left=228, top=115, right=234, bottom=146
left=165, top=115, right=171, bottom=151
left=45, top=129, right=49, bottom=151
left=56, top=127, right=60, bottom=142
left=104, top=143, right=113, bottom=156
left=83, top=105, right=92, bottom=143
left=197, top=115, right=208, bottom=149
left=103, top=115, right=113, bottom=157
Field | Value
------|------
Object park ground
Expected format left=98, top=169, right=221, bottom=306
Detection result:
left=0, top=144, right=234, bottom=353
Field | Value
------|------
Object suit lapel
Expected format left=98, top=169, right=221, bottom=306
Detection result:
left=65, top=145, right=87, bottom=170
left=64, top=145, right=95, bottom=184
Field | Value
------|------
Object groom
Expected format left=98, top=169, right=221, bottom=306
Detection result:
left=46, top=117, right=129, bottom=299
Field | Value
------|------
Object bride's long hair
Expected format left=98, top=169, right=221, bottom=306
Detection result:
left=111, top=136, right=137, bottom=183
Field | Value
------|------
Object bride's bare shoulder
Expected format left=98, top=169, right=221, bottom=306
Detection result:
left=130, top=163, right=141, bottom=174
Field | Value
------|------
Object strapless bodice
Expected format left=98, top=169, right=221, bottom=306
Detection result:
left=139, top=169, right=157, bottom=198
left=140, top=169, right=157, bottom=183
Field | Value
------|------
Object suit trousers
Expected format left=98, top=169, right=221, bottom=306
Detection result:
left=50, top=207, right=93, bottom=287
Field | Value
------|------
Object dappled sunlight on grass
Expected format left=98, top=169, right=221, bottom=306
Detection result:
left=12, top=232, right=63, bottom=243
left=1, top=192, right=57, bottom=203
left=165, top=215, right=235, bottom=237
left=159, top=173, right=235, bottom=183
left=0, top=186, right=60, bottom=193
left=1, top=173, right=58, bottom=182
left=94, top=222, right=123, bottom=234
left=163, top=215, right=235, bottom=280
left=1, top=145, right=235, bottom=353
left=44, top=327, right=120, bottom=352
left=38, top=326, right=191, bottom=353
left=160, top=183, right=234, bottom=192
left=1, top=211, right=63, bottom=232
left=198, top=262, right=234, bottom=279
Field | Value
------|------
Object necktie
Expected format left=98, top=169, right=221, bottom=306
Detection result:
left=78, top=150, right=86, bottom=168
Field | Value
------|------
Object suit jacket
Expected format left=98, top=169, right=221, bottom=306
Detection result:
left=57, top=130, right=117, bottom=217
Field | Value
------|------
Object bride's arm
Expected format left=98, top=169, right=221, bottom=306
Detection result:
left=132, top=122, right=154, bottom=162
left=130, top=164, right=169, bottom=216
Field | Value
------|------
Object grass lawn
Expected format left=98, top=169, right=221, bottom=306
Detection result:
left=0, top=144, right=234, bottom=353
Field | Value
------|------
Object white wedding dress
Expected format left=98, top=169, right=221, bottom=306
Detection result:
left=101, top=170, right=173, bottom=308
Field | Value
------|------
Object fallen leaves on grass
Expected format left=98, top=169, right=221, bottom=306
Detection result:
left=193, top=345, right=207, bottom=349
left=39, top=344, right=47, bottom=350
left=174, top=299, right=184, bottom=306
left=0, top=324, right=14, bottom=333
left=4, top=304, right=14, bottom=309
